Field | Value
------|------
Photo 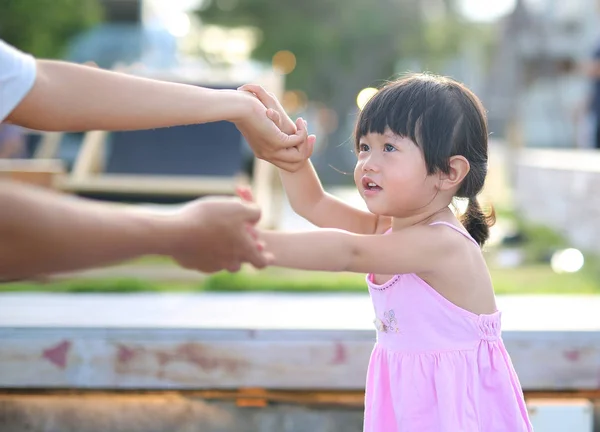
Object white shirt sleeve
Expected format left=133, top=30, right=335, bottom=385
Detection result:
left=0, top=40, right=36, bottom=122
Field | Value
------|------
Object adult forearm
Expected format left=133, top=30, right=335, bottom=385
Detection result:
left=0, top=181, right=167, bottom=279
left=7, top=60, right=248, bottom=132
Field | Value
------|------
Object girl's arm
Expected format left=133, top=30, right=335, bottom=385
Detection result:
left=279, top=157, right=390, bottom=233
left=259, top=227, right=454, bottom=275
left=239, top=84, right=390, bottom=234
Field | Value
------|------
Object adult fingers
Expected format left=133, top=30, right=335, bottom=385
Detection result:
left=238, top=84, right=278, bottom=110
left=266, top=108, right=283, bottom=128
left=269, top=148, right=306, bottom=165
left=226, top=261, right=242, bottom=273
left=240, top=201, right=262, bottom=225
left=241, top=232, right=270, bottom=269
left=267, top=158, right=303, bottom=172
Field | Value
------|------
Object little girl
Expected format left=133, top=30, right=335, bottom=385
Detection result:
left=239, top=74, right=533, bottom=432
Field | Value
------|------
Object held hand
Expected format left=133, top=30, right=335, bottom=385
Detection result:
left=238, top=84, right=298, bottom=135
left=236, top=86, right=316, bottom=172
left=167, top=197, right=272, bottom=273
left=235, top=185, right=255, bottom=203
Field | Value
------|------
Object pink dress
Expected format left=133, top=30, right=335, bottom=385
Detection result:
left=363, top=222, right=533, bottom=432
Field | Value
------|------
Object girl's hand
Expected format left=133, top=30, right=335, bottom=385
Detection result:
left=236, top=185, right=255, bottom=203
left=238, top=84, right=297, bottom=135
left=235, top=185, right=270, bottom=256
left=238, top=84, right=317, bottom=166
left=232, top=91, right=313, bottom=172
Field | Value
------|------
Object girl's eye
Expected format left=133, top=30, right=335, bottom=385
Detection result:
left=384, top=143, right=396, bottom=152
left=358, top=143, right=370, bottom=152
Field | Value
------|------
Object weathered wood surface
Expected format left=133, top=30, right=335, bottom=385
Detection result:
left=1, top=293, right=599, bottom=391
left=0, top=393, right=366, bottom=432
left=1, top=327, right=599, bottom=391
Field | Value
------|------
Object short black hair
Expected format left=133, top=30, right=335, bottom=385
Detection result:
left=355, top=73, right=494, bottom=245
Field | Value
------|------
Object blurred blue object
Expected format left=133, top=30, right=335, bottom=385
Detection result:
left=65, top=22, right=177, bottom=70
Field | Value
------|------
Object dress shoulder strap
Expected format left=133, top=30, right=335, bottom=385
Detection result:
left=428, top=221, right=480, bottom=247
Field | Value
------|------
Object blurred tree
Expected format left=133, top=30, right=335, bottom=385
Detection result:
left=198, top=0, right=421, bottom=119
left=197, top=0, right=491, bottom=183
left=197, top=0, right=484, bottom=112
left=0, top=0, right=103, bottom=58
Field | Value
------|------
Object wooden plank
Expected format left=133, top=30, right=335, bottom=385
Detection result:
left=33, top=132, right=64, bottom=159
left=0, top=159, right=65, bottom=189
left=71, top=130, right=107, bottom=179
left=0, top=392, right=367, bottom=432
left=0, top=159, right=64, bottom=173
left=1, top=327, right=599, bottom=391
left=1, top=389, right=599, bottom=409
left=0, top=328, right=372, bottom=389
left=252, top=158, right=283, bottom=229
left=57, top=174, right=245, bottom=196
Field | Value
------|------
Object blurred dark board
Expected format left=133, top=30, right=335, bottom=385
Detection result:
left=74, top=191, right=206, bottom=205
left=104, top=120, right=243, bottom=177
left=23, top=133, right=42, bottom=158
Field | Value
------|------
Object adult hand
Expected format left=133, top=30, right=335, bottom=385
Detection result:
left=238, top=84, right=298, bottom=135
left=233, top=90, right=314, bottom=172
left=166, top=197, right=272, bottom=273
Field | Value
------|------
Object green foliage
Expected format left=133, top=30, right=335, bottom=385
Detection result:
left=0, top=0, right=103, bottom=58
left=2, top=265, right=600, bottom=295
left=0, top=278, right=163, bottom=293
left=203, top=270, right=366, bottom=292
left=196, top=0, right=474, bottom=114
left=491, top=265, right=598, bottom=294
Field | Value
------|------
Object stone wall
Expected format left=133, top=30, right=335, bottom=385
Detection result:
left=514, top=148, right=600, bottom=254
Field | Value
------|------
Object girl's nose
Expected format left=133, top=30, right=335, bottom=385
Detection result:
left=362, top=154, right=380, bottom=172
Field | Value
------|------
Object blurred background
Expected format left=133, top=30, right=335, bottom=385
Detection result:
left=2, top=1, right=600, bottom=431
left=1, top=0, right=599, bottom=294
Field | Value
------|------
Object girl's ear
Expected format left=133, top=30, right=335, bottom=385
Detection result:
left=438, top=156, right=470, bottom=191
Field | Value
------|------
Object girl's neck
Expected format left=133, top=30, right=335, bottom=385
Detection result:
left=390, top=206, right=453, bottom=231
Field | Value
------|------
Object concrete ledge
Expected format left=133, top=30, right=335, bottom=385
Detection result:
left=515, top=147, right=600, bottom=254
left=518, top=148, right=600, bottom=173
left=1, top=293, right=600, bottom=391
left=1, top=327, right=600, bottom=391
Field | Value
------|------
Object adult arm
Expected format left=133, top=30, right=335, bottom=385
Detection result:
left=0, top=180, right=269, bottom=280
left=1, top=40, right=310, bottom=171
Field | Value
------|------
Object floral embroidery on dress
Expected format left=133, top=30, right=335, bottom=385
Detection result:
left=374, top=309, right=400, bottom=333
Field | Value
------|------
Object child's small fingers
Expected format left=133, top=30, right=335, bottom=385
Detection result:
left=264, top=252, right=275, bottom=265
left=245, top=188, right=255, bottom=202
left=267, top=108, right=282, bottom=126
left=306, top=135, right=316, bottom=157
left=295, top=118, right=309, bottom=140
left=236, top=186, right=254, bottom=203
left=235, top=185, right=247, bottom=197
left=246, top=224, right=259, bottom=240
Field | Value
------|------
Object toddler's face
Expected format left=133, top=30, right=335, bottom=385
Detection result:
left=354, top=128, right=439, bottom=217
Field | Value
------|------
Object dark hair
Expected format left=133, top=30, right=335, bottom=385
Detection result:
left=355, top=73, right=495, bottom=246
